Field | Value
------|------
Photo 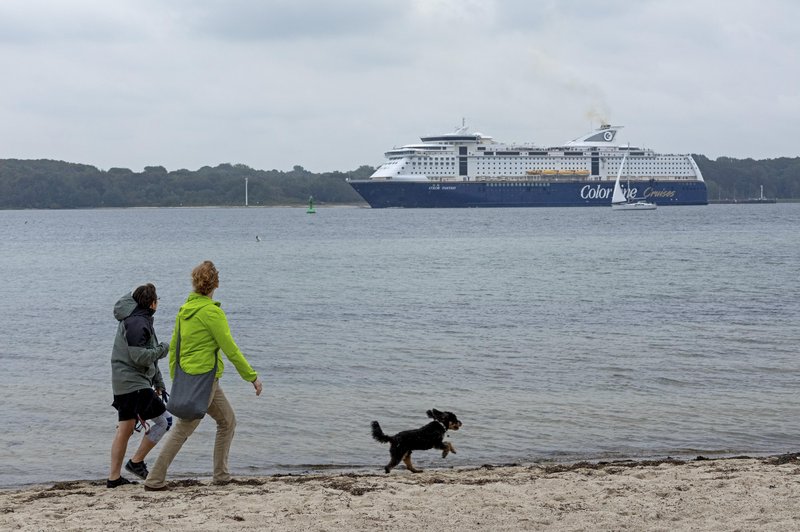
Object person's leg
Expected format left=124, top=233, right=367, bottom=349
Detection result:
left=206, top=383, right=237, bottom=484
left=130, top=435, right=157, bottom=464
left=131, top=414, right=168, bottom=463
left=144, top=416, right=202, bottom=488
left=109, top=419, right=136, bottom=480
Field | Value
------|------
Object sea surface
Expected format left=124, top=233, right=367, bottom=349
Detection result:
left=0, top=204, right=798, bottom=487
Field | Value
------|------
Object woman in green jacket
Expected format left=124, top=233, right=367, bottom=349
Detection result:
left=144, top=261, right=263, bottom=490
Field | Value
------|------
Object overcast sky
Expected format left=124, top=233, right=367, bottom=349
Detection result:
left=1, top=0, right=797, bottom=172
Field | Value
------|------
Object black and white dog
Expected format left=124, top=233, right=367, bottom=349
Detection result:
left=371, top=409, right=462, bottom=473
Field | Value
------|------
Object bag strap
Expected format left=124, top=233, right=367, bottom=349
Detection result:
left=175, top=319, right=182, bottom=365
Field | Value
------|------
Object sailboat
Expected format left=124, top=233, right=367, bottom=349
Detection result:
left=611, top=153, right=657, bottom=211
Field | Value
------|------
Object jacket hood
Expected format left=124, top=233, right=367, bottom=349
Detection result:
left=113, top=293, right=138, bottom=322
left=179, top=292, right=221, bottom=319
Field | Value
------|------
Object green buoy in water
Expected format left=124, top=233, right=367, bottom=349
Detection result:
left=307, top=196, right=316, bottom=214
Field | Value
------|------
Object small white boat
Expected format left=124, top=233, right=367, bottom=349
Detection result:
left=612, top=199, right=658, bottom=210
left=611, top=153, right=657, bottom=211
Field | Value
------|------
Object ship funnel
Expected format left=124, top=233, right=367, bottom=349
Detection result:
left=565, top=125, right=623, bottom=146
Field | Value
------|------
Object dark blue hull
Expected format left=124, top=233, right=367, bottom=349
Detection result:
left=349, top=180, right=708, bottom=208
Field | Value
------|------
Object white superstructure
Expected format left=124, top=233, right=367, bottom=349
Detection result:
left=370, top=124, right=704, bottom=184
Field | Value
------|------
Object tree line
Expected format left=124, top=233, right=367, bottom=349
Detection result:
left=0, top=161, right=371, bottom=209
left=0, top=155, right=798, bottom=209
left=694, top=155, right=800, bottom=201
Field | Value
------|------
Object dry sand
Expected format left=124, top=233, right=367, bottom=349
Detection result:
left=2, top=455, right=800, bottom=531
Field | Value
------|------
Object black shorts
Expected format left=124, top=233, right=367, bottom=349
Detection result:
left=112, top=388, right=167, bottom=422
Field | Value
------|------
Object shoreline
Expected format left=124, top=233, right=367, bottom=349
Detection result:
left=3, top=453, right=799, bottom=530
left=1, top=451, right=787, bottom=492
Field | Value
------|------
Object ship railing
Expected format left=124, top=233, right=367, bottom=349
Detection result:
left=475, top=175, right=591, bottom=183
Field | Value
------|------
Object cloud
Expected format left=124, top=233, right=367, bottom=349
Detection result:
left=0, top=1, right=157, bottom=43
left=161, top=0, right=402, bottom=41
left=0, top=0, right=799, bottom=172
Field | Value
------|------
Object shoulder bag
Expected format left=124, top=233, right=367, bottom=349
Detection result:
left=167, top=320, right=218, bottom=420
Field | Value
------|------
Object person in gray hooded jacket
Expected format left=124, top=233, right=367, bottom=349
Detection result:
left=108, top=283, right=170, bottom=488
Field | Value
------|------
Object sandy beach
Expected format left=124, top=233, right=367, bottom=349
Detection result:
left=2, top=455, right=799, bottom=531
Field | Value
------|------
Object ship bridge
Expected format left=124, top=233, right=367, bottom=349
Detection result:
left=419, top=125, right=494, bottom=145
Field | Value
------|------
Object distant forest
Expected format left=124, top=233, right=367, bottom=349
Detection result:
left=0, top=155, right=798, bottom=209
left=0, top=161, right=371, bottom=209
left=694, top=155, right=800, bottom=201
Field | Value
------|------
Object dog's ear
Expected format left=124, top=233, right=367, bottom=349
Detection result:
left=427, top=409, right=442, bottom=419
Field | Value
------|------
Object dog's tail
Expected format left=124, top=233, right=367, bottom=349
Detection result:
left=371, top=421, right=391, bottom=444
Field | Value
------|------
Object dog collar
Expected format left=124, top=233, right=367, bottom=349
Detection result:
left=434, top=420, right=446, bottom=430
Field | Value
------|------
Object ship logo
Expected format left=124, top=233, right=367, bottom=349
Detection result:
left=582, top=129, right=617, bottom=143
left=580, top=184, right=613, bottom=200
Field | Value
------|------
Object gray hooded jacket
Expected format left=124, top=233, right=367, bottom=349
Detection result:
left=111, top=293, right=169, bottom=395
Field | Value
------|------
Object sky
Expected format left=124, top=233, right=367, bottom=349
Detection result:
left=1, top=0, right=798, bottom=173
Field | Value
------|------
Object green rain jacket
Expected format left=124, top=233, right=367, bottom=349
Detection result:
left=169, top=292, right=258, bottom=382
left=111, top=293, right=167, bottom=395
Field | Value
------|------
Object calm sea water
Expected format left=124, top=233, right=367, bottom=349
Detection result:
left=0, top=204, right=798, bottom=487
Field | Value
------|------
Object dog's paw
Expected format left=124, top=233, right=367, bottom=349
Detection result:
left=441, top=449, right=449, bottom=458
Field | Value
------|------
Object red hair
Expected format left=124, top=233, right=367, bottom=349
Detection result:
left=191, top=261, right=219, bottom=295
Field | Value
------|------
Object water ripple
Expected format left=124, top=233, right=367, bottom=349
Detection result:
left=0, top=205, right=799, bottom=486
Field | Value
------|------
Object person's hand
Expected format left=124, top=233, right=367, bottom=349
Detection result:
left=252, top=377, right=263, bottom=396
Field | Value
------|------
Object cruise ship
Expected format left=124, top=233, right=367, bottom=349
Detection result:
left=347, top=123, right=708, bottom=208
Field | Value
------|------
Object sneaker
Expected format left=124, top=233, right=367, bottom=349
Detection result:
left=107, top=476, right=138, bottom=488
left=144, top=484, right=168, bottom=491
left=125, top=459, right=149, bottom=479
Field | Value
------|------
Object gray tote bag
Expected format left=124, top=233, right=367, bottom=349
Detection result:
left=167, top=321, right=218, bottom=420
